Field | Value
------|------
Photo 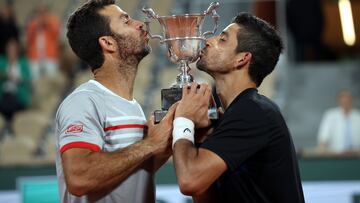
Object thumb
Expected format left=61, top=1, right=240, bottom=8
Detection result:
left=163, top=102, right=178, bottom=121
left=148, top=114, right=155, bottom=127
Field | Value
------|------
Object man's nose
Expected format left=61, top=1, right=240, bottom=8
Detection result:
left=205, top=37, right=215, bottom=47
left=205, top=41, right=210, bottom=48
left=135, top=20, right=145, bottom=30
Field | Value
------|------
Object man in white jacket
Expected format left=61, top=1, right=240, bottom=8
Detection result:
left=317, top=90, right=360, bottom=154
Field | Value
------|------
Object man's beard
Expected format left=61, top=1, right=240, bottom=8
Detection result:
left=196, top=56, right=216, bottom=78
left=196, top=57, right=208, bottom=72
left=111, top=32, right=151, bottom=63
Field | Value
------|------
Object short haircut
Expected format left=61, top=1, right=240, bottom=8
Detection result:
left=66, top=0, right=115, bottom=70
left=232, top=12, right=284, bottom=86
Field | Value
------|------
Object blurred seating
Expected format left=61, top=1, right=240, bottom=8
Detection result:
left=42, top=135, right=56, bottom=163
left=31, top=74, right=66, bottom=111
left=0, top=115, right=4, bottom=137
left=0, top=39, right=32, bottom=140
left=118, top=0, right=139, bottom=15
left=0, top=136, right=36, bottom=165
left=134, top=54, right=154, bottom=103
left=0, top=0, right=66, bottom=165
left=74, top=68, right=92, bottom=88
left=12, top=110, right=50, bottom=142
left=0, top=74, right=66, bottom=165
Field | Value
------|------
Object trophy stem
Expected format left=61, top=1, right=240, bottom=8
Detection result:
left=174, top=60, right=193, bottom=88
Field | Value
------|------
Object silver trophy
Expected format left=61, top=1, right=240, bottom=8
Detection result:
left=143, top=2, right=220, bottom=123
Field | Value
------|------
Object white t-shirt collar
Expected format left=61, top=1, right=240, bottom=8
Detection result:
left=89, top=79, right=136, bottom=104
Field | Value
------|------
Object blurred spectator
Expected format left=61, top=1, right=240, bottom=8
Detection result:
left=26, top=4, right=60, bottom=80
left=0, top=1, right=19, bottom=56
left=0, top=39, right=32, bottom=137
left=286, top=0, right=335, bottom=61
left=317, top=90, right=360, bottom=155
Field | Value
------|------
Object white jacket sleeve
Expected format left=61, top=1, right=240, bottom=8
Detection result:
left=317, top=110, right=334, bottom=145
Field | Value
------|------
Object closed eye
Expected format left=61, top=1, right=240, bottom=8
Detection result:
left=120, top=13, right=130, bottom=24
left=219, top=31, right=229, bottom=42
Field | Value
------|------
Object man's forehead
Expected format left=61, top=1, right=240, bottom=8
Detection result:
left=222, top=23, right=240, bottom=33
left=98, top=4, right=126, bottom=17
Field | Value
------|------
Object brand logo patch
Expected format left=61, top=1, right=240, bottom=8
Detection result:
left=183, top=128, right=191, bottom=134
left=65, top=124, right=84, bottom=134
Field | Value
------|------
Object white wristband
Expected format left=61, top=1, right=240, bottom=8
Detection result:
left=172, top=117, right=195, bottom=148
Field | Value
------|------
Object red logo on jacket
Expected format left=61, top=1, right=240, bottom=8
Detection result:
left=65, top=124, right=83, bottom=134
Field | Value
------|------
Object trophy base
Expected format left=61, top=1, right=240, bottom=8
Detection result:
left=154, top=87, right=218, bottom=124
left=154, top=110, right=168, bottom=124
left=161, top=87, right=183, bottom=111
left=153, top=87, right=182, bottom=124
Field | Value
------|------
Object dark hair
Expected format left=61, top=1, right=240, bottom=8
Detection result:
left=66, top=0, right=115, bottom=70
left=232, top=12, right=283, bottom=86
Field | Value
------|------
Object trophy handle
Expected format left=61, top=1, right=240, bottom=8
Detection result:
left=142, top=7, right=164, bottom=42
left=202, top=2, right=220, bottom=38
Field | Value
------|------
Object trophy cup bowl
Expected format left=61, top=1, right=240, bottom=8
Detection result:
left=143, top=2, right=220, bottom=123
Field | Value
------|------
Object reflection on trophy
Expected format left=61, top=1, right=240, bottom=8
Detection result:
left=143, top=2, right=220, bottom=123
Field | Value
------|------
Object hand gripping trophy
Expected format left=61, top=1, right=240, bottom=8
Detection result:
left=143, top=2, right=220, bottom=123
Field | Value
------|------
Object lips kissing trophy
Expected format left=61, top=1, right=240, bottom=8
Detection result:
left=143, top=2, right=220, bottom=123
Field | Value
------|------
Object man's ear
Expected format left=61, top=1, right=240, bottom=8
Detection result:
left=98, top=36, right=116, bottom=53
left=235, top=52, right=252, bottom=70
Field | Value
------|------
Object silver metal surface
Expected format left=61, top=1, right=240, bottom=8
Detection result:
left=142, top=2, right=220, bottom=85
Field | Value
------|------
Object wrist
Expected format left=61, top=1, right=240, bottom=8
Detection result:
left=172, top=117, right=195, bottom=148
left=142, top=137, right=159, bottom=156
